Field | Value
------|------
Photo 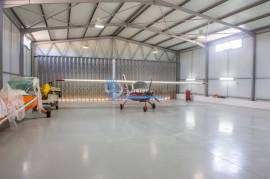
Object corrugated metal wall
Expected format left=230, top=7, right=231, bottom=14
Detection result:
left=2, top=13, right=21, bottom=85
left=35, top=56, right=176, bottom=102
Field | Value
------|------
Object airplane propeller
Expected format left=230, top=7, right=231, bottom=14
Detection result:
left=147, top=79, right=160, bottom=103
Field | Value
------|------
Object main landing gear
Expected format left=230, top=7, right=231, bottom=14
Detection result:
left=120, top=101, right=156, bottom=112
left=143, top=102, right=156, bottom=112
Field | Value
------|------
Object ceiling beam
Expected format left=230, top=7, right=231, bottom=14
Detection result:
left=2, top=0, right=153, bottom=8
left=155, top=0, right=253, bottom=36
left=10, top=8, right=26, bottom=28
left=128, top=0, right=191, bottom=40
left=29, top=3, right=78, bottom=28
left=167, top=12, right=270, bottom=49
left=82, top=2, right=98, bottom=38
left=112, top=4, right=151, bottom=36
left=67, top=3, right=72, bottom=39
left=33, top=36, right=176, bottom=53
left=40, top=4, right=52, bottom=41
left=154, top=0, right=268, bottom=46
left=23, top=22, right=205, bottom=47
left=142, top=0, right=228, bottom=43
left=9, top=8, right=37, bottom=41
left=97, top=2, right=124, bottom=37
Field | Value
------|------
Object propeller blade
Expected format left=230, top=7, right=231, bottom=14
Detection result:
left=148, top=79, right=153, bottom=92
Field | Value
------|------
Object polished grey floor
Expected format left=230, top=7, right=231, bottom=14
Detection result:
left=1, top=100, right=270, bottom=179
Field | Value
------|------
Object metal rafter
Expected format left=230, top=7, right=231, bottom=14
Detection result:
left=34, top=36, right=176, bottom=53
left=155, top=0, right=268, bottom=47
left=142, top=0, right=228, bottom=43
left=156, top=0, right=252, bottom=35
left=67, top=3, right=72, bottom=39
left=168, top=12, right=270, bottom=50
left=5, top=0, right=260, bottom=49
left=82, top=2, right=98, bottom=38
left=97, top=2, right=124, bottom=37
left=29, top=3, right=78, bottom=28
left=40, top=4, right=52, bottom=41
left=9, top=8, right=36, bottom=41
left=128, top=0, right=191, bottom=40
left=112, top=4, right=151, bottom=36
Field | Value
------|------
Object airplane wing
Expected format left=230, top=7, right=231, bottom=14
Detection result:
left=56, top=79, right=206, bottom=85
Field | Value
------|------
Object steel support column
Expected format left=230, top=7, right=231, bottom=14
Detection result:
left=20, top=32, right=24, bottom=76
left=176, top=51, right=180, bottom=94
left=251, top=35, right=257, bottom=101
left=205, top=44, right=209, bottom=97
left=31, top=43, right=36, bottom=76
left=0, top=5, right=3, bottom=88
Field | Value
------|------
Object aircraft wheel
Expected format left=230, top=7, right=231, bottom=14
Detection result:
left=151, top=103, right=156, bottom=109
left=46, top=110, right=51, bottom=118
left=143, top=106, right=148, bottom=112
left=120, top=104, right=124, bottom=110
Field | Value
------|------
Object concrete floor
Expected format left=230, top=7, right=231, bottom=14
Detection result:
left=1, top=100, right=270, bottom=179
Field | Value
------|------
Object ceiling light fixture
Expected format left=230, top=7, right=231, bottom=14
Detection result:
left=83, top=45, right=89, bottom=49
left=186, top=78, right=196, bottom=81
left=198, top=30, right=206, bottom=40
left=152, top=48, right=159, bottom=54
left=95, top=18, right=104, bottom=29
left=219, top=77, right=234, bottom=81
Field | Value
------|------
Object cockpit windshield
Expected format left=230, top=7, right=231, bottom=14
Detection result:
left=133, top=81, right=148, bottom=89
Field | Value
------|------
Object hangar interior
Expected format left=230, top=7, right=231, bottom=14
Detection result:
left=1, top=0, right=270, bottom=179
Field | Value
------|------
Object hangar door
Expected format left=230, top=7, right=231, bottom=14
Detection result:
left=34, top=56, right=176, bottom=102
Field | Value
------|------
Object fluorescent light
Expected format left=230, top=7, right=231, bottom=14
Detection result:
left=219, top=77, right=234, bottom=81
left=186, top=78, right=196, bottom=81
left=57, top=79, right=205, bottom=85
left=95, top=18, right=104, bottom=29
left=152, top=48, right=159, bottom=54
left=95, top=24, right=104, bottom=29
left=83, top=45, right=89, bottom=49
left=198, top=35, right=206, bottom=40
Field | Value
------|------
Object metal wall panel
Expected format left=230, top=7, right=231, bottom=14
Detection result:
left=35, top=56, right=176, bottom=102
left=179, top=48, right=206, bottom=95
left=256, top=31, right=270, bottom=100
left=23, top=46, right=31, bottom=76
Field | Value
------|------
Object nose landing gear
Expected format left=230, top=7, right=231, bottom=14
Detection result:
left=143, top=104, right=148, bottom=112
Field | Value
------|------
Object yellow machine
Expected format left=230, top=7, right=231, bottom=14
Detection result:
left=41, top=83, right=52, bottom=99
left=41, top=82, right=61, bottom=110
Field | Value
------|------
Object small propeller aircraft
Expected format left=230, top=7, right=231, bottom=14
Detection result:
left=119, top=75, right=160, bottom=112
left=57, top=75, right=205, bottom=112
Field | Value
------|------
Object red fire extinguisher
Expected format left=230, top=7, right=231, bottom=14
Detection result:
left=185, top=90, right=192, bottom=102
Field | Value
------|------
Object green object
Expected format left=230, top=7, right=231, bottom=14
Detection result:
left=8, top=77, right=35, bottom=92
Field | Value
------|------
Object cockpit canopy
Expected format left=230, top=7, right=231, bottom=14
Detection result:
left=133, top=81, right=148, bottom=90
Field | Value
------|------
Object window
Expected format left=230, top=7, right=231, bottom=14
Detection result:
left=24, top=36, right=31, bottom=49
left=216, top=39, right=242, bottom=52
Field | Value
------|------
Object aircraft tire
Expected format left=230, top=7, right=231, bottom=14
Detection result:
left=143, top=106, right=147, bottom=112
left=151, top=103, right=156, bottom=109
